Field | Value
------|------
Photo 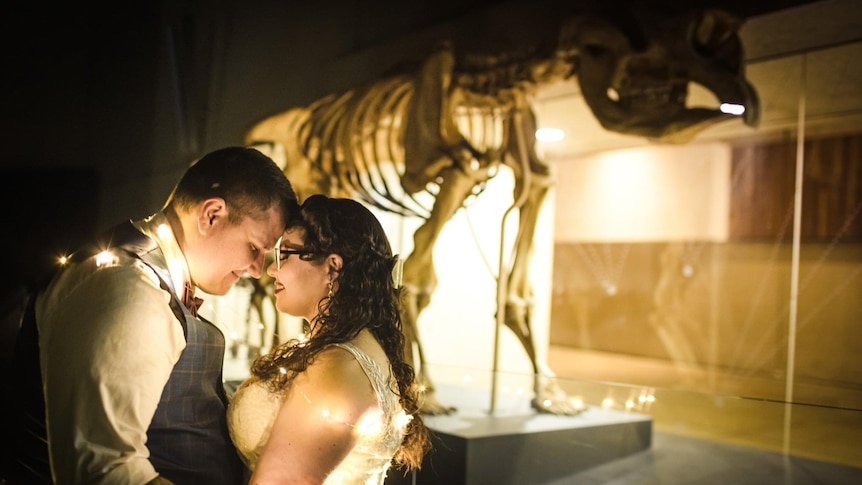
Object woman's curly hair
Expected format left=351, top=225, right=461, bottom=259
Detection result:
left=250, top=194, right=431, bottom=470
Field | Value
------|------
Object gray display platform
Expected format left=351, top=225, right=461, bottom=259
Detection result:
left=385, top=384, right=652, bottom=485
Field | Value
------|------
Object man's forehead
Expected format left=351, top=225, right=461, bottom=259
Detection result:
left=240, top=214, right=284, bottom=248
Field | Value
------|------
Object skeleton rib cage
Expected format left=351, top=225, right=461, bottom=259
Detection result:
left=282, top=68, right=517, bottom=221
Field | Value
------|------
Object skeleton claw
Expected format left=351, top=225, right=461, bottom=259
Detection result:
left=531, top=379, right=585, bottom=416
left=531, top=396, right=585, bottom=416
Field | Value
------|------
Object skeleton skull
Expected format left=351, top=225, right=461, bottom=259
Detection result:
left=564, top=8, right=760, bottom=143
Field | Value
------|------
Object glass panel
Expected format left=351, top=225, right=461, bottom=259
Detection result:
left=547, top=40, right=862, bottom=471
left=548, top=50, right=804, bottom=404
left=794, top=42, right=862, bottom=411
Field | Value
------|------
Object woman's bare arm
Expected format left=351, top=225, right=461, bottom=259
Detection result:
left=249, top=346, right=378, bottom=485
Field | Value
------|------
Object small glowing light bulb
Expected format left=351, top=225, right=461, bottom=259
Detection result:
left=95, top=250, right=116, bottom=267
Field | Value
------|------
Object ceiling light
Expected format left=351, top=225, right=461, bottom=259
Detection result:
left=719, top=103, right=745, bottom=116
left=536, top=127, right=565, bottom=142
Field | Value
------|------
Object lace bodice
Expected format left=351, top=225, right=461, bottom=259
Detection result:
left=227, top=342, right=407, bottom=484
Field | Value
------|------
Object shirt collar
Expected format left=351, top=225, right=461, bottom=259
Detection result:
left=132, top=211, right=192, bottom=299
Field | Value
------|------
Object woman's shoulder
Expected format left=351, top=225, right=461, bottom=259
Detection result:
left=302, top=344, right=374, bottom=390
left=291, top=344, right=380, bottom=422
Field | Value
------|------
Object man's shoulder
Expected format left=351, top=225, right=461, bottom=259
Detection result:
left=43, top=251, right=162, bottom=304
left=56, top=221, right=160, bottom=284
left=96, top=220, right=158, bottom=259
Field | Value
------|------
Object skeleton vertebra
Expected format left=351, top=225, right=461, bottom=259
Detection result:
left=246, top=7, right=759, bottom=415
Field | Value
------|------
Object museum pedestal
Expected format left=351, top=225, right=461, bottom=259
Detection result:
left=385, top=384, right=652, bottom=485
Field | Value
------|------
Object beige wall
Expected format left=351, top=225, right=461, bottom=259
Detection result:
left=553, top=143, right=732, bottom=243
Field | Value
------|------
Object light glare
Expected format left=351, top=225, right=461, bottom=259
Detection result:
left=156, top=223, right=172, bottom=238
left=95, top=250, right=116, bottom=267
left=536, top=127, right=565, bottom=142
left=719, top=103, right=745, bottom=115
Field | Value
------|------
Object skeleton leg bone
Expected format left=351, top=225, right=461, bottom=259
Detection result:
left=401, top=164, right=493, bottom=415
left=499, top=108, right=583, bottom=415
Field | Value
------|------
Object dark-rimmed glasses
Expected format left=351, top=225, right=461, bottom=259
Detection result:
left=274, top=242, right=315, bottom=269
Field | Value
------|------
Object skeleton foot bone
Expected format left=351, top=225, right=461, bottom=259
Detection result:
left=531, top=378, right=585, bottom=416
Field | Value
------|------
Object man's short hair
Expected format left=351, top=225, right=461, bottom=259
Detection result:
left=167, top=146, right=298, bottom=224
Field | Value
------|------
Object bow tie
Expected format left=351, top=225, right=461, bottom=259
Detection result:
left=182, top=282, right=204, bottom=317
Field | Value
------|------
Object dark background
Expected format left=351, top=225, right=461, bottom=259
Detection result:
left=0, top=0, right=822, bottom=285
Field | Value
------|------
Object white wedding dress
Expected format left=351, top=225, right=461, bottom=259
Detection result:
left=227, top=342, right=407, bottom=484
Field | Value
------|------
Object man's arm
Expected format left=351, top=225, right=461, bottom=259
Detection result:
left=39, top=259, right=184, bottom=484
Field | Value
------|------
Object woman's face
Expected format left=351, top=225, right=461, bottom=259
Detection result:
left=266, top=227, right=330, bottom=322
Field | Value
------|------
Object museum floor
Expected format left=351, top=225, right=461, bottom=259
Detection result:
left=550, top=430, right=862, bottom=485
left=545, top=346, right=862, bottom=484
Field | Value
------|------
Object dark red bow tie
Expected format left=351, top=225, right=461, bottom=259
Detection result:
left=182, top=282, right=204, bottom=317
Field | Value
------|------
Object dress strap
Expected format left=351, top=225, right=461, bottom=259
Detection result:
left=331, top=342, right=396, bottom=413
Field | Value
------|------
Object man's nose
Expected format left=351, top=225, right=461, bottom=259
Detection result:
left=246, top=251, right=266, bottom=279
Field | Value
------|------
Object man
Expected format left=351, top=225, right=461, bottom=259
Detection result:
left=1, top=146, right=298, bottom=484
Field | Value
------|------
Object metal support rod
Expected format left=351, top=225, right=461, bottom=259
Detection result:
left=491, top=107, right=533, bottom=413
left=784, top=52, right=806, bottom=457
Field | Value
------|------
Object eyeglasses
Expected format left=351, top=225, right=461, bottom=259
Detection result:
left=274, top=245, right=315, bottom=269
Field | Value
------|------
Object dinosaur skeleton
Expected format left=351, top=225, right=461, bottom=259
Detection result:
left=246, top=7, right=759, bottom=415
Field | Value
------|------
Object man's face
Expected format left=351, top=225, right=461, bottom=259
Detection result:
left=189, top=205, right=285, bottom=296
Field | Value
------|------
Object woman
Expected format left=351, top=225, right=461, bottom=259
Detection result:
left=227, top=194, right=431, bottom=484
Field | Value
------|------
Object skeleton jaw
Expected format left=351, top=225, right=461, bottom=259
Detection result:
left=591, top=79, right=757, bottom=143
left=569, top=9, right=760, bottom=143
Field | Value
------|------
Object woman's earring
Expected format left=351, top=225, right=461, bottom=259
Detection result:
left=327, top=279, right=333, bottom=298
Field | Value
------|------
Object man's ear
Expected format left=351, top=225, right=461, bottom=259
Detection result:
left=198, top=198, right=228, bottom=234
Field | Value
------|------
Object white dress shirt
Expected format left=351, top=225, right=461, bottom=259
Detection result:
left=36, top=212, right=189, bottom=484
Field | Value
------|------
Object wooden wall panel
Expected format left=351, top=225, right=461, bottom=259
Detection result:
left=730, top=133, right=862, bottom=242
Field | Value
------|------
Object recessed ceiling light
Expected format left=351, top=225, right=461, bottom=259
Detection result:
left=536, top=127, right=565, bottom=142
